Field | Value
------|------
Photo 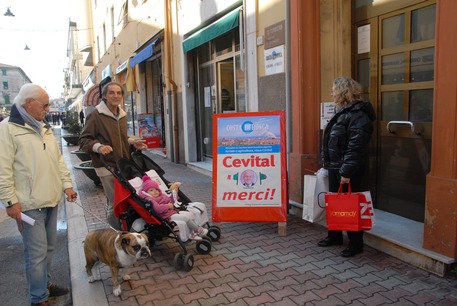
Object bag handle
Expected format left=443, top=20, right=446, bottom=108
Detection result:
left=318, top=183, right=352, bottom=208
left=337, top=183, right=352, bottom=194
left=317, top=191, right=326, bottom=208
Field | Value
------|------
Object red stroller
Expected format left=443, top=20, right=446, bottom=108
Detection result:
left=112, top=154, right=221, bottom=271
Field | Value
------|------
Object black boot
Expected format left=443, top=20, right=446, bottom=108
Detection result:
left=317, top=236, right=343, bottom=247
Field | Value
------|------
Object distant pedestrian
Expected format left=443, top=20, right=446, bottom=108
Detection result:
left=0, top=83, right=78, bottom=305
left=79, top=109, right=85, bottom=126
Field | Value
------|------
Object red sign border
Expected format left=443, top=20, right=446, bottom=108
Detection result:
left=211, top=110, right=288, bottom=222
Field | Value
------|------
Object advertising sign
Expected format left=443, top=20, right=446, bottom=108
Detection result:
left=138, top=113, right=161, bottom=148
left=264, top=45, right=285, bottom=76
left=212, top=111, right=288, bottom=222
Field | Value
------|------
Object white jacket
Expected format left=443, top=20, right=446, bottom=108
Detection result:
left=0, top=105, right=73, bottom=212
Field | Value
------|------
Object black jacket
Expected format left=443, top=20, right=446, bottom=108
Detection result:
left=322, top=100, right=375, bottom=178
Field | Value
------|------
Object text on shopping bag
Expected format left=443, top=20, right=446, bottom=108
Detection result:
left=325, top=188, right=374, bottom=231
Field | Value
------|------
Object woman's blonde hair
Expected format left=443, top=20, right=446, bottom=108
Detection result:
left=332, top=76, right=362, bottom=106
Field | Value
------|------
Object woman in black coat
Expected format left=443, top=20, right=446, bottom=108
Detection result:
left=318, top=76, right=375, bottom=257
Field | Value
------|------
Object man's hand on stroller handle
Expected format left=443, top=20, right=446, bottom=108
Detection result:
left=128, top=137, right=147, bottom=150
left=133, top=139, right=147, bottom=150
left=97, top=144, right=113, bottom=155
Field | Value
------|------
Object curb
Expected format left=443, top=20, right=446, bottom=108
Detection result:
left=62, top=141, right=109, bottom=306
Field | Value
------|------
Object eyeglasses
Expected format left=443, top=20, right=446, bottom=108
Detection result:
left=31, top=99, right=50, bottom=109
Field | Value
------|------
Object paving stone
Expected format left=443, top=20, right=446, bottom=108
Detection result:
left=62, top=144, right=457, bottom=305
left=223, top=287, right=254, bottom=303
left=358, top=292, right=396, bottom=305
left=334, top=288, right=370, bottom=304
left=376, top=275, right=409, bottom=290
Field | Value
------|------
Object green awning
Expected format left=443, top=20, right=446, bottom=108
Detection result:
left=182, top=8, right=240, bottom=53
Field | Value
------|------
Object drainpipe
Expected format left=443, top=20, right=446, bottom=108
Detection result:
left=164, top=0, right=179, bottom=162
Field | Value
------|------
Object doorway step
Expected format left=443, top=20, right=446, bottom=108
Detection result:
left=364, top=210, right=455, bottom=276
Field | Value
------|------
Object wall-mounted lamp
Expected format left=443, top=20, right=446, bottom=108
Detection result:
left=4, top=7, right=15, bottom=17
left=24, top=45, right=30, bottom=50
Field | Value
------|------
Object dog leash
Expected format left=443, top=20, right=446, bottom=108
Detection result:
left=72, top=200, right=118, bottom=232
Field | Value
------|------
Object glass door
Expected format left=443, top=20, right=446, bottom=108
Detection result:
left=218, top=59, right=235, bottom=113
left=198, top=64, right=215, bottom=159
left=376, top=3, right=435, bottom=222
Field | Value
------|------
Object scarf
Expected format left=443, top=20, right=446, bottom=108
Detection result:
left=17, top=104, right=43, bottom=135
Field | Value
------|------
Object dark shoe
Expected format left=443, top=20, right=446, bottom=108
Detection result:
left=48, top=283, right=69, bottom=297
left=31, top=301, right=49, bottom=306
left=340, top=246, right=363, bottom=257
left=317, top=237, right=343, bottom=247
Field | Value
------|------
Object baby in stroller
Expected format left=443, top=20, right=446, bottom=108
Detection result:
left=139, top=175, right=208, bottom=240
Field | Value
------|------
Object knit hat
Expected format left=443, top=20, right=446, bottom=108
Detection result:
left=142, top=175, right=161, bottom=194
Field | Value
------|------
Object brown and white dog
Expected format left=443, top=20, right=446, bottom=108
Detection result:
left=84, top=229, right=151, bottom=296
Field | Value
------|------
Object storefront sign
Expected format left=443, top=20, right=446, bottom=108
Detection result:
left=265, top=20, right=285, bottom=50
left=264, top=45, right=285, bottom=76
left=212, top=111, right=288, bottom=222
left=116, top=60, right=128, bottom=74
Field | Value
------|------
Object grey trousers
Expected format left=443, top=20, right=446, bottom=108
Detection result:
left=99, top=173, right=121, bottom=230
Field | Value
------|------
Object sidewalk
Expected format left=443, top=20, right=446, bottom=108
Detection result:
left=62, top=136, right=457, bottom=305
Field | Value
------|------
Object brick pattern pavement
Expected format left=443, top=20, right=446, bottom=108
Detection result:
left=68, top=147, right=457, bottom=306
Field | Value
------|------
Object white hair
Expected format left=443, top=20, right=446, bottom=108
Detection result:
left=13, top=83, right=47, bottom=106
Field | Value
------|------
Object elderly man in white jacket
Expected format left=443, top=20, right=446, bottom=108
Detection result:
left=0, top=84, right=78, bottom=306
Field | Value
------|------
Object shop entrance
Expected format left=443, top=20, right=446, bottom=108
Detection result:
left=198, top=58, right=236, bottom=159
left=195, top=28, right=244, bottom=160
left=355, top=1, right=435, bottom=222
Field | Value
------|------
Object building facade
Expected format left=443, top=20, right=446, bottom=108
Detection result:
left=0, top=63, right=32, bottom=117
left=76, top=0, right=457, bottom=274
left=288, top=0, right=457, bottom=274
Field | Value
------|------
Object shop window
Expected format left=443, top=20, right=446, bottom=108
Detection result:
left=409, top=89, right=433, bottom=122
left=382, top=53, right=404, bottom=85
left=382, top=91, right=404, bottom=122
left=235, top=54, right=246, bottom=112
left=410, top=48, right=434, bottom=82
left=411, top=4, right=436, bottom=42
left=358, top=59, right=370, bottom=88
left=382, top=14, right=405, bottom=48
left=198, top=44, right=210, bottom=63
left=214, top=32, right=233, bottom=57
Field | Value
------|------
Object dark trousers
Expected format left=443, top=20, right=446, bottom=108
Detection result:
left=327, top=168, right=364, bottom=249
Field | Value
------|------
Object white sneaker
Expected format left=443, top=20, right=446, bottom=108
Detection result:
left=198, top=227, right=208, bottom=237
left=189, top=231, right=203, bottom=240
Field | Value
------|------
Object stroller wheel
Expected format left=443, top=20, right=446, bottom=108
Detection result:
left=182, top=254, right=194, bottom=271
left=196, top=238, right=212, bottom=255
left=173, top=253, right=184, bottom=270
left=207, top=226, right=222, bottom=242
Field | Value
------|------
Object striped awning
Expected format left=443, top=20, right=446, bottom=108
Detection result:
left=83, top=84, right=101, bottom=107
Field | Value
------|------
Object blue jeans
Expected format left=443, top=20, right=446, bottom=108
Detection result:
left=22, top=206, right=58, bottom=303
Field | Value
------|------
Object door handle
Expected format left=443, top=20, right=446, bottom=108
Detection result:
left=387, top=121, right=420, bottom=135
